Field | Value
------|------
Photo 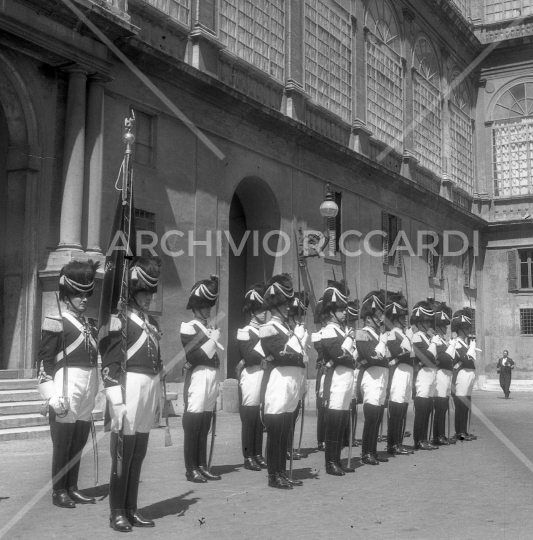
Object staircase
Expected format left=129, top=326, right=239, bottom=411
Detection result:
left=0, top=375, right=104, bottom=442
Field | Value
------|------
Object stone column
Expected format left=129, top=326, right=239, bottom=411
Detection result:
left=85, top=76, right=105, bottom=254
left=58, top=67, right=87, bottom=251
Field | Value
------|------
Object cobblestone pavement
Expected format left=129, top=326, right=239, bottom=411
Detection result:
left=0, top=391, right=532, bottom=540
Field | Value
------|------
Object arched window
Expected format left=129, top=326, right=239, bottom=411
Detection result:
left=450, top=71, right=474, bottom=194
left=365, top=0, right=403, bottom=150
left=219, top=0, right=285, bottom=81
left=413, top=38, right=441, bottom=175
left=304, top=0, right=352, bottom=121
left=492, top=82, right=533, bottom=198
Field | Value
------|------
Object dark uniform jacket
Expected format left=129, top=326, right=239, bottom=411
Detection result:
left=434, top=335, right=454, bottom=371
left=37, top=312, right=98, bottom=384
left=453, top=336, right=475, bottom=371
left=101, top=309, right=162, bottom=388
left=355, top=326, right=389, bottom=370
left=387, top=327, right=414, bottom=367
left=180, top=319, right=220, bottom=371
left=259, top=319, right=304, bottom=368
left=321, top=324, right=355, bottom=369
left=412, top=331, right=438, bottom=369
left=237, top=325, right=264, bottom=368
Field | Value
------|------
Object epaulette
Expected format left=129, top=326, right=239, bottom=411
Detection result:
left=42, top=316, right=62, bottom=333
left=237, top=328, right=250, bottom=341
left=311, top=332, right=322, bottom=343
left=109, top=315, right=122, bottom=332
left=321, top=327, right=340, bottom=339
left=355, top=330, right=369, bottom=341
left=180, top=322, right=196, bottom=335
left=259, top=324, right=278, bottom=338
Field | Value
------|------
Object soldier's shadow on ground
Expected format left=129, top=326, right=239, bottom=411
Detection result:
left=140, top=490, right=199, bottom=520
left=210, top=463, right=242, bottom=476
left=80, top=484, right=110, bottom=501
left=339, top=458, right=365, bottom=470
left=292, top=467, right=321, bottom=481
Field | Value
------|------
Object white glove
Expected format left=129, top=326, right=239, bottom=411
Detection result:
left=37, top=380, right=57, bottom=400
left=446, top=339, right=457, bottom=358
left=111, top=404, right=128, bottom=432
left=342, top=336, right=354, bottom=353
left=467, top=340, right=477, bottom=361
left=375, top=340, right=387, bottom=357
left=431, top=335, right=441, bottom=345
left=400, top=336, right=412, bottom=353
left=428, top=343, right=438, bottom=358
left=300, top=330, right=309, bottom=349
left=49, top=396, right=64, bottom=414
left=209, top=328, right=221, bottom=342
left=380, top=332, right=388, bottom=343
left=294, top=325, right=306, bottom=340
left=200, top=339, right=217, bottom=359
left=287, top=335, right=303, bottom=354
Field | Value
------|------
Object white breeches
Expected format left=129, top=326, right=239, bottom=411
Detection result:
left=264, top=366, right=304, bottom=414
left=240, top=365, right=264, bottom=406
left=435, top=369, right=452, bottom=398
left=361, top=366, right=389, bottom=406
left=389, top=364, right=413, bottom=403
left=187, top=366, right=220, bottom=413
left=328, top=366, right=355, bottom=411
left=53, top=367, right=97, bottom=424
left=415, top=367, right=437, bottom=398
left=455, top=369, right=475, bottom=397
left=109, top=372, right=161, bottom=435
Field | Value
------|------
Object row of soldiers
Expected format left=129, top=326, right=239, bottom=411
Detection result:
left=36, top=258, right=478, bottom=532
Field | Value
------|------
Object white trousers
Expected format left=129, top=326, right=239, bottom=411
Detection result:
left=240, top=365, right=263, bottom=406
left=53, top=367, right=97, bottom=424
left=435, top=369, right=452, bottom=398
left=389, top=364, right=413, bottom=403
left=109, top=372, right=161, bottom=435
left=415, top=367, right=437, bottom=398
left=455, top=369, right=476, bottom=397
left=328, top=366, right=355, bottom=411
left=361, top=366, right=389, bottom=406
left=264, top=366, right=303, bottom=414
left=187, top=366, right=220, bottom=413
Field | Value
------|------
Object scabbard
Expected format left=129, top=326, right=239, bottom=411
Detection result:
left=322, top=365, right=334, bottom=406
left=259, top=362, right=275, bottom=405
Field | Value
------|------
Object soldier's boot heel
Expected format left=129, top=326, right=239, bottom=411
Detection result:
left=109, top=509, right=133, bottom=532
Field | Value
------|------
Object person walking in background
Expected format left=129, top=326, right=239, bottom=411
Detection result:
left=497, top=350, right=515, bottom=399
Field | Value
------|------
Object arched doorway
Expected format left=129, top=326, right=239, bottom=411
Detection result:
left=226, top=177, right=280, bottom=378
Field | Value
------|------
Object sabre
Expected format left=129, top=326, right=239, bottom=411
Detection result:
left=55, top=293, right=70, bottom=417
left=163, top=377, right=173, bottom=447
left=208, top=404, right=217, bottom=471
left=90, top=413, right=99, bottom=486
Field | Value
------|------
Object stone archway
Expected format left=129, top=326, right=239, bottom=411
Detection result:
left=226, top=176, right=281, bottom=378
left=0, top=53, right=40, bottom=373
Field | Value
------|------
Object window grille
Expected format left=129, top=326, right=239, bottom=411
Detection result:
left=219, top=0, right=285, bottom=81
left=520, top=308, right=533, bottom=334
left=304, top=0, right=352, bottom=121
left=492, top=83, right=533, bottom=198
left=485, top=0, right=533, bottom=23
left=134, top=209, right=155, bottom=232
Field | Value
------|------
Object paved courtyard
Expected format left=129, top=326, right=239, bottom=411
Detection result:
left=0, top=391, right=532, bottom=540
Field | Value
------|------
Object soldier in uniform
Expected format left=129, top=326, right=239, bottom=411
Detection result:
left=384, top=293, right=413, bottom=456
left=345, top=300, right=360, bottom=448
left=449, top=308, right=477, bottom=441
left=355, top=291, right=389, bottom=465
left=260, top=274, right=307, bottom=489
left=320, top=282, right=356, bottom=476
left=37, top=260, right=99, bottom=508
left=312, top=299, right=326, bottom=451
left=430, top=301, right=455, bottom=445
left=236, top=283, right=268, bottom=472
left=411, top=301, right=439, bottom=450
left=180, top=275, right=222, bottom=483
left=101, top=256, right=162, bottom=532
left=286, top=291, right=309, bottom=461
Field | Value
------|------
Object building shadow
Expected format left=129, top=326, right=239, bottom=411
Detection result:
left=139, top=490, right=199, bottom=520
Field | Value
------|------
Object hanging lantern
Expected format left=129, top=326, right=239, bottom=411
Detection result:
left=319, top=191, right=339, bottom=218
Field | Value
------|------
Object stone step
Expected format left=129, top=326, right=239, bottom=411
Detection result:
left=0, top=389, right=41, bottom=403
left=0, top=379, right=37, bottom=391
left=0, top=401, right=46, bottom=415
left=0, top=413, right=48, bottom=429
left=0, top=425, right=50, bottom=441
left=481, top=379, right=533, bottom=392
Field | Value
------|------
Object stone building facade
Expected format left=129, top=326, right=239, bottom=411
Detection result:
left=0, top=0, right=532, bottom=382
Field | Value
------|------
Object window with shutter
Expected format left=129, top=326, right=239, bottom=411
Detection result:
left=463, top=250, right=470, bottom=288
left=518, top=248, right=533, bottom=289
left=395, top=217, right=403, bottom=268
left=382, top=211, right=389, bottom=265
left=508, top=249, right=518, bottom=291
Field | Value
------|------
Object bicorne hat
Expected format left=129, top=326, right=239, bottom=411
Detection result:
left=243, top=283, right=266, bottom=313
left=359, top=290, right=385, bottom=320
left=263, top=273, right=294, bottom=310
left=186, top=274, right=219, bottom=310
left=130, top=256, right=161, bottom=295
left=59, top=260, right=100, bottom=301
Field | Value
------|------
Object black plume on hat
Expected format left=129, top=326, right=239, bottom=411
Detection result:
left=130, top=256, right=161, bottom=295
left=451, top=307, right=473, bottom=333
left=59, top=260, right=100, bottom=300
left=288, top=291, right=310, bottom=317
left=385, top=293, right=408, bottom=321
left=243, top=283, right=265, bottom=313
left=186, top=274, right=219, bottom=310
left=410, top=300, right=435, bottom=326
left=263, top=273, right=294, bottom=310
left=321, top=281, right=349, bottom=316
left=359, top=290, right=385, bottom=320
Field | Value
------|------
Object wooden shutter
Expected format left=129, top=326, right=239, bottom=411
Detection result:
left=508, top=249, right=518, bottom=292
left=470, top=250, right=477, bottom=290
left=428, top=248, right=435, bottom=278
left=395, top=217, right=403, bottom=268
left=382, top=211, right=389, bottom=265
left=438, top=235, right=444, bottom=279
left=462, top=251, right=470, bottom=288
